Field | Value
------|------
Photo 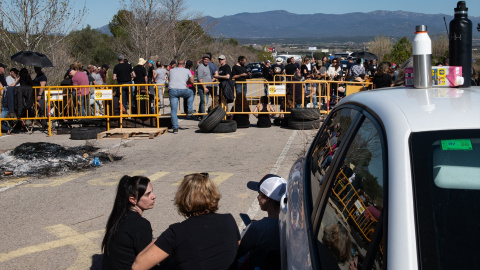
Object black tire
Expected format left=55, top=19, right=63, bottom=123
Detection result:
left=70, top=127, right=102, bottom=140
left=211, top=120, right=237, bottom=133
left=291, top=108, right=321, bottom=121
left=198, top=106, right=226, bottom=132
left=288, top=119, right=321, bottom=130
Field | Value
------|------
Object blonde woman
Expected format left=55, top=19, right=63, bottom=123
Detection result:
left=133, top=173, right=240, bottom=270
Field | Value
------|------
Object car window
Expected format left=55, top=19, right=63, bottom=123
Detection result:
left=315, top=117, right=385, bottom=270
left=309, top=108, right=358, bottom=209
left=411, top=131, right=480, bottom=269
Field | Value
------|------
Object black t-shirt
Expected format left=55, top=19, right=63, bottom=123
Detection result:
left=232, top=64, right=248, bottom=82
left=147, top=66, right=154, bottom=81
left=285, top=63, right=297, bottom=76
left=373, top=74, right=392, bottom=89
left=102, top=211, right=153, bottom=270
left=263, top=66, right=274, bottom=81
left=33, top=73, right=47, bottom=87
left=113, top=62, right=133, bottom=83
left=218, top=64, right=232, bottom=83
left=132, top=65, right=147, bottom=84
left=271, top=64, right=284, bottom=75
left=155, top=213, right=240, bottom=270
left=301, top=64, right=311, bottom=77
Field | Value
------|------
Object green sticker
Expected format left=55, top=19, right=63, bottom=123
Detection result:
left=441, top=139, right=473, bottom=150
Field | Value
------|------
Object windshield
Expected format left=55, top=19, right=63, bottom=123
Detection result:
left=410, top=130, right=480, bottom=270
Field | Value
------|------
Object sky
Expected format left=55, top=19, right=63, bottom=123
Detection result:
left=77, top=0, right=480, bottom=29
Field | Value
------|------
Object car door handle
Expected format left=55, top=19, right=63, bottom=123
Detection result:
left=281, top=193, right=288, bottom=214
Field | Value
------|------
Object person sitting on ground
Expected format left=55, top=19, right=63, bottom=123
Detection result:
left=275, top=93, right=294, bottom=127
left=132, top=173, right=240, bottom=270
left=372, top=62, right=394, bottom=89
left=102, top=175, right=156, bottom=270
left=235, top=174, right=287, bottom=270
left=253, top=95, right=275, bottom=128
left=230, top=93, right=251, bottom=128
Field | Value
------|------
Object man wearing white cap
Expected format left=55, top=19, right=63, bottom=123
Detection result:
left=236, top=174, right=287, bottom=269
left=271, top=57, right=286, bottom=80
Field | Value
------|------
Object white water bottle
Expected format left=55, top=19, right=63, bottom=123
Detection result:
left=413, top=25, right=432, bottom=88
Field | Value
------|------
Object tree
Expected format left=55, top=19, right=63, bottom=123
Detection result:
left=0, top=0, right=87, bottom=53
left=384, top=37, right=412, bottom=65
left=257, top=45, right=273, bottom=62
left=431, top=35, right=449, bottom=64
left=0, top=0, right=87, bottom=84
left=69, top=25, right=117, bottom=66
left=368, top=35, right=393, bottom=62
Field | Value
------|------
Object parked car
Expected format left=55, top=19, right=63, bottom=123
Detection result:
left=246, top=62, right=264, bottom=78
left=279, top=87, right=480, bottom=269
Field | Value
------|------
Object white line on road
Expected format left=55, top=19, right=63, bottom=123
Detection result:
left=238, top=130, right=298, bottom=231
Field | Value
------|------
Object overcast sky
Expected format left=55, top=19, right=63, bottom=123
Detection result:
left=78, top=0, right=480, bottom=29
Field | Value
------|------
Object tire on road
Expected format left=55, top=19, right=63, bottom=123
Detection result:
left=198, top=106, right=226, bottom=132
left=70, top=127, right=102, bottom=140
left=291, top=108, right=321, bottom=121
left=211, top=120, right=237, bottom=133
left=288, top=119, right=321, bottom=130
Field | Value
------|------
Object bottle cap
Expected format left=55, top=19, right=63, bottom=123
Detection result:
left=454, top=1, right=468, bottom=12
left=415, top=25, right=428, bottom=32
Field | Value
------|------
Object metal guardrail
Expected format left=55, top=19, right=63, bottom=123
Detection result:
left=0, top=80, right=372, bottom=136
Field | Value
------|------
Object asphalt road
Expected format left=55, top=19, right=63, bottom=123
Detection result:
left=0, top=116, right=317, bottom=269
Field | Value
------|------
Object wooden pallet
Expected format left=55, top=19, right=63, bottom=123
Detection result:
left=97, top=128, right=168, bottom=139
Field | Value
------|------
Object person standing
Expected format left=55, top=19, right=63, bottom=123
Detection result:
left=70, top=62, right=90, bottom=116
left=197, top=55, right=213, bottom=114
left=284, top=57, right=298, bottom=81
left=350, top=58, right=366, bottom=79
left=146, top=60, right=155, bottom=95
left=213, top=54, right=231, bottom=109
left=33, top=66, right=48, bottom=127
left=167, top=60, right=194, bottom=134
left=262, top=60, right=274, bottom=96
left=133, top=58, right=148, bottom=114
left=231, top=56, right=250, bottom=96
left=113, top=54, right=135, bottom=111
left=99, top=64, right=109, bottom=85
left=153, top=61, right=168, bottom=109
left=271, top=57, right=285, bottom=81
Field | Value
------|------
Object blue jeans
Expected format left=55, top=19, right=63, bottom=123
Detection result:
left=197, top=85, right=212, bottom=114
left=77, top=95, right=90, bottom=116
left=169, top=89, right=194, bottom=129
left=235, top=83, right=247, bottom=96
left=121, top=82, right=133, bottom=109
left=1, top=107, right=10, bottom=131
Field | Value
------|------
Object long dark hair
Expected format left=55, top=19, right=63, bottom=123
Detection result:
left=19, top=68, right=33, bottom=86
left=101, top=175, right=150, bottom=254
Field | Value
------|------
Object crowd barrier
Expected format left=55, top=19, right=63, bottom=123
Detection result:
left=0, top=79, right=372, bottom=136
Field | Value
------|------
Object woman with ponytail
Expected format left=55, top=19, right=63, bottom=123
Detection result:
left=102, top=175, right=156, bottom=269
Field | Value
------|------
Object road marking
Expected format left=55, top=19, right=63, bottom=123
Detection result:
left=0, top=224, right=103, bottom=269
left=215, top=132, right=246, bottom=139
left=0, top=177, right=29, bottom=192
left=172, top=172, right=233, bottom=186
left=22, top=173, right=88, bottom=188
left=239, top=130, right=297, bottom=231
left=88, top=170, right=145, bottom=186
left=148, top=171, right=170, bottom=182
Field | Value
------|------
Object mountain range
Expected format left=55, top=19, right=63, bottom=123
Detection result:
left=97, top=10, right=480, bottom=40
left=204, top=10, right=480, bottom=39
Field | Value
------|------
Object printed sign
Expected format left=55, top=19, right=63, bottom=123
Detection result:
left=45, top=90, right=62, bottom=101
left=355, top=200, right=366, bottom=214
left=94, top=89, right=113, bottom=100
left=268, top=85, right=286, bottom=96
left=441, top=139, right=473, bottom=151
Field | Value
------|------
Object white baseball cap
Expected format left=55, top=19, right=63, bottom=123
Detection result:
left=258, top=174, right=287, bottom=202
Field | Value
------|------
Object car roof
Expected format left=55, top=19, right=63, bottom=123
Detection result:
left=339, top=87, right=480, bottom=132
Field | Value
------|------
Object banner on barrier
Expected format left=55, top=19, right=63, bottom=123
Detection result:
left=45, top=90, right=62, bottom=101
left=94, top=89, right=113, bottom=100
left=268, top=85, right=286, bottom=96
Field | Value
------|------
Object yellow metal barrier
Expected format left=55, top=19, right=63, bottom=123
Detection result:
left=0, top=80, right=372, bottom=136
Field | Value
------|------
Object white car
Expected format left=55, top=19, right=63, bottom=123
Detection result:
left=279, top=86, right=480, bottom=270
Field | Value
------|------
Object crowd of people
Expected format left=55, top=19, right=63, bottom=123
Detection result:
left=2, top=52, right=478, bottom=134
left=102, top=173, right=287, bottom=270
